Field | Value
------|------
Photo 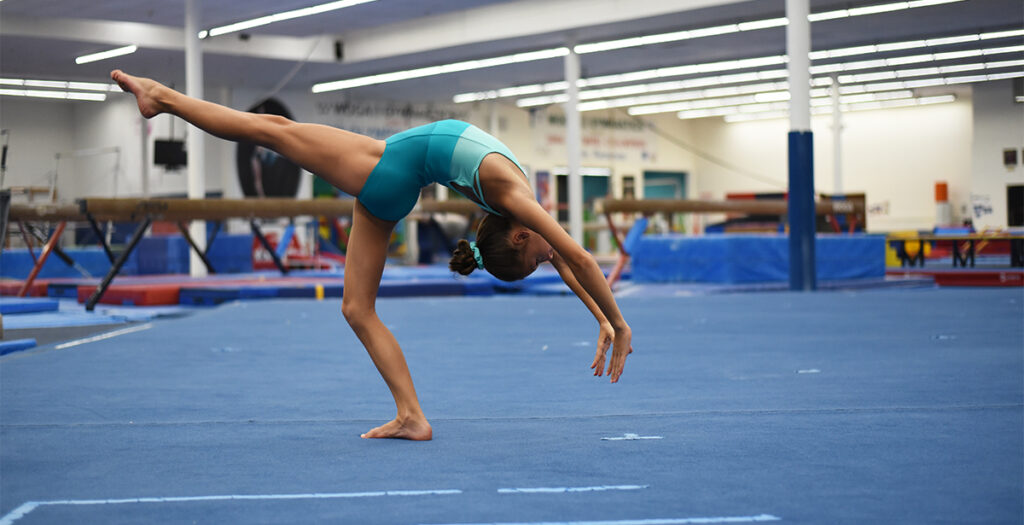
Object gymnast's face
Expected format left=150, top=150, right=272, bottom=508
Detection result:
left=515, top=229, right=554, bottom=276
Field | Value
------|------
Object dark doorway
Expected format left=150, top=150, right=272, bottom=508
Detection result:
left=1009, top=185, right=1024, bottom=227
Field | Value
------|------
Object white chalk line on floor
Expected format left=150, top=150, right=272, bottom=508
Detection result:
left=0, top=489, right=461, bottom=525
left=498, top=485, right=648, bottom=494
left=54, top=323, right=154, bottom=350
left=420, top=515, right=782, bottom=525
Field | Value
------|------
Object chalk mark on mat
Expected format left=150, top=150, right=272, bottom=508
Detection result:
left=0, top=489, right=461, bottom=525
left=601, top=433, right=663, bottom=441
left=54, top=323, right=154, bottom=350
left=498, top=485, right=648, bottom=494
left=420, top=514, right=782, bottom=525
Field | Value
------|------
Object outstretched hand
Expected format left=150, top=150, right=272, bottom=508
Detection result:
left=590, top=322, right=633, bottom=382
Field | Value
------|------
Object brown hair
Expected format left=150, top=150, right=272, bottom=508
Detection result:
left=449, top=214, right=526, bottom=282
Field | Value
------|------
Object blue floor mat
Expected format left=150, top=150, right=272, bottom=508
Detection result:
left=1, top=289, right=1020, bottom=524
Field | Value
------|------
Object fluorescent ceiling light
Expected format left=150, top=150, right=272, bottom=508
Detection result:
left=635, top=66, right=1015, bottom=117
left=720, top=94, right=956, bottom=122
left=542, top=51, right=1021, bottom=114
left=0, top=89, right=107, bottom=102
left=0, top=78, right=122, bottom=92
left=316, top=0, right=971, bottom=93
left=75, top=45, right=137, bottom=65
left=456, top=29, right=1024, bottom=104
left=202, top=0, right=377, bottom=39
left=807, top=0, right=964, bottom=22
left=578, top=0, right=965, bottom=54
left=313, top=48, right=568, bottom=93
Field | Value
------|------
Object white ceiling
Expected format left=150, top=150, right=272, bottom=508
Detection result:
left=1, top=0, right=1021, bottom=104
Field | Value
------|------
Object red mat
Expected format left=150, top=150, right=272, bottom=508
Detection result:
left=887, top=269, right=1023, bottom=287
left=75, top=276, right=345, bottom=306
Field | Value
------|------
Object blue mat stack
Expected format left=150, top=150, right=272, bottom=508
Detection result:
left=632, top=234, right=886, bottom=283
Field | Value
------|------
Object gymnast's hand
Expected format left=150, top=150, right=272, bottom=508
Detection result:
left=591, top=322, right=632, bottom=382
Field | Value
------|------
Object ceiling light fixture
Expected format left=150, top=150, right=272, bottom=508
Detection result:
left=455, top=29, right=1024, bottom=104
left=0, top=89, right=107, bottom=102
left=575, top=0, right=966, bottom=54
left=722, top=94, right=956, bottom=122
left=200, top=0, right=378, bottom=39
left=313, top=48, right=569, bottom=93
left=75, top=45, right=138, bottom=65
left=516, top=52, right=1021, bottom=113
left=628, top=68, right=1020, bottom=117
left=316, top=0, right=971, bottom=94
left=0, top=78, right=122, bottom=92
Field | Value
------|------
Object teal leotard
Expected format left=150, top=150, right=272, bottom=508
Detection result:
left=357, top=120, right=527, bottom=221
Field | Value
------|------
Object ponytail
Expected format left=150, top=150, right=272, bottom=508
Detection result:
left=449, top=240, right=479, bottom=276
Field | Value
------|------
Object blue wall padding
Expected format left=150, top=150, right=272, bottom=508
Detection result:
left=0, top=298, right=60, bottom=314
left=136, top=236, right=190, bottom=275
left=206, top=234, right=254, bottom=274
left=0, top=247, right=138, bottom=279
left=632, top=234, right=885, bottom=283
left=623, top=216, right=649, bottom=254
left=0, top=338, right=37, bottom=356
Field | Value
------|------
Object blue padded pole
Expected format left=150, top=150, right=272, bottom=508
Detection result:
left=788, top=131, right=816, bottom=291
left=787, top=0, right=816, bottom=291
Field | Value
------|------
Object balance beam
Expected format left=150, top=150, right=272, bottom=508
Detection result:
left=5, top=198, right=483, bottom=309
left=77, top=198, right=482, bottom=221
left=594, top=198, right=863, bottom=216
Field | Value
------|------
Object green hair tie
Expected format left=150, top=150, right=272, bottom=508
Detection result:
left=468, top=241, right=485, bottom=269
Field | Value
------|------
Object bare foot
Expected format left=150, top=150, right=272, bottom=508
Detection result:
left=361, top=416, right=432, bottom=441
left=110, top=69, right=167, bottom=119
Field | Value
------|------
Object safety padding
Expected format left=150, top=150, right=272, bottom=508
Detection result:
left=0, top=338, right=37, bottom=356
left=0, top=297, right=60, bottom=314
left=622, top=216, right=649, bottom=254
left=632, top=234, right=885, bottom=283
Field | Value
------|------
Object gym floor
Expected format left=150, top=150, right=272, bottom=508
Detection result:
left=1, top=287, right=1021, bottom=524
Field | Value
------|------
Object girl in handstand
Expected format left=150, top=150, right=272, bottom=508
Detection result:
left=111, top=70, right=633, bottom=441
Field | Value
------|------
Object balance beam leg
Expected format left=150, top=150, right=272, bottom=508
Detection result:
left=18, top=222, right=67, bottom=297
left=86, top=218, right=150, bottom=311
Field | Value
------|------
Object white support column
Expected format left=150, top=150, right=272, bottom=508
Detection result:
left=563, top=46, right=584, bottom=244
left=139, top=115, right=149, bottom=198
left=831, top=74, right=843, bottom=195
left=787, top=0, right=811, bottom=133
left=489, top=101, right=500, bottom=137
left=786, top=0, right=816, bottom=291
left=185, top=0, right=207, bottom=277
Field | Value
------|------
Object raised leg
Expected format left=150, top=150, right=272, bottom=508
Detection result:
left=342, top=202, right=432, bottom=441
left=111, top=70, right=383, bottom=197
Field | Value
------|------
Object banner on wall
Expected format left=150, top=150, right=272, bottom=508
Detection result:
left=970, top=193, right=994, bottom=220
left=533, top=113, right=657, bottom=164
left=313, top=100, right=470, bottom=139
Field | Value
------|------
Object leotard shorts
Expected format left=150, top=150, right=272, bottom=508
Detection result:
left=357, top=120, right=527, bottom=221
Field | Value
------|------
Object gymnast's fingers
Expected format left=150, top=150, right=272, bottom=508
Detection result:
left=592, top=352, right=606, bottom=376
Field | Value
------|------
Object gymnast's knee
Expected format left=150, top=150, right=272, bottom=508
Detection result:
left=341, top=299, right=376, bottom=329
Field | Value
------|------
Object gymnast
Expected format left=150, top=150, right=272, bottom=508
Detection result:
left=111, top=70, right=633, bottom=441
